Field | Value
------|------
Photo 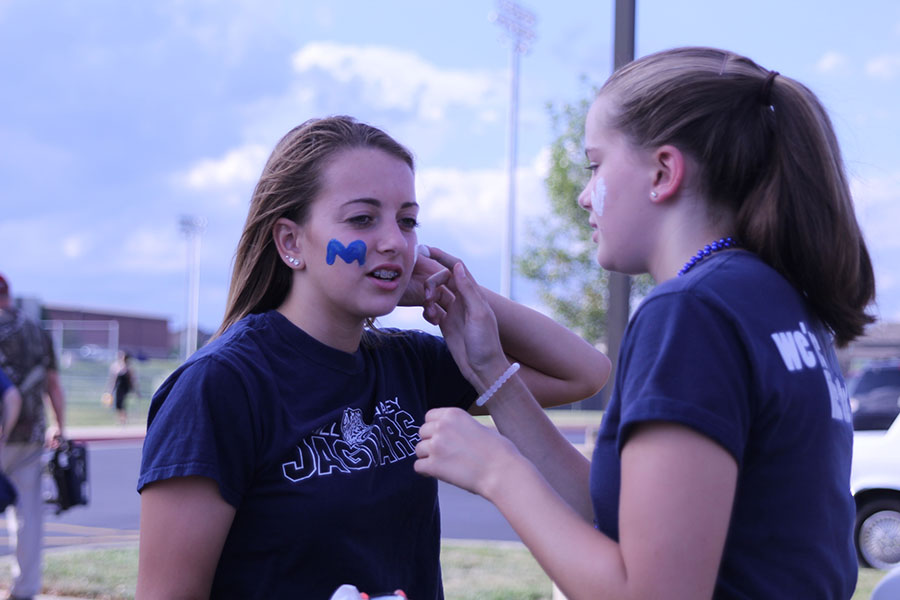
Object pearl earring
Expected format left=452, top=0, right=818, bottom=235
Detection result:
left=650, top=191, right=659, bottom=199
left=285, top=255, right=300, bottom=267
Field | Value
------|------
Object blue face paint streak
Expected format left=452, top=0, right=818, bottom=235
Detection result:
left=326, top=239, right=367, bottom=266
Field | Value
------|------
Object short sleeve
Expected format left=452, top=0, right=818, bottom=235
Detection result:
left=137, top=358, right=257, bottom=507
left=0, top=368, right=12, bottom=396
left=617, top=292, right=753, bottom=465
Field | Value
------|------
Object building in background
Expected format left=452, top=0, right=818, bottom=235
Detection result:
left=839, top=321, right=900, bottom=375
left=41, top=303, right=173, bottom=361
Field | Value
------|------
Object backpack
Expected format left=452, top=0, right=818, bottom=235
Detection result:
left=46, top=439, right=90, bottom=514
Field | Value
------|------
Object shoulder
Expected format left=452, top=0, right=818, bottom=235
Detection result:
left=155, top=315, right=276, bottom=398
left=196, top=312, right=283, bottom=365
left=640, top=251, right=802, bottom=324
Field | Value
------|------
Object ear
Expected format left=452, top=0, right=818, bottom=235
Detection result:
left=649, top=144, right=686, bottom=203
left=273, top=218, right=306, bottom=269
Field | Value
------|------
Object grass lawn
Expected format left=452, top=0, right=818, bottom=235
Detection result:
left=0, top=543, right=888, bottom=599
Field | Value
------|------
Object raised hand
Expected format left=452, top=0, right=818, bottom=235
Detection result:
left=420, top=246, right=509, bottom=391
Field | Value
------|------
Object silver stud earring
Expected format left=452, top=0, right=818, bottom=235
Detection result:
left=285, top=255, right=300, bottom=267
left=650, top=191, right=659, bottom=199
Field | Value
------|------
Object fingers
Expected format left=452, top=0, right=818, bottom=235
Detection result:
left=416, top=407, right=460, bottom=447
left=449, top=261, right=489, bottom=318
left=423, top=268, right=452, bottom=301
left=419, top=245, right=461, bottom=271
left=414, top=408, right=459, bottom=468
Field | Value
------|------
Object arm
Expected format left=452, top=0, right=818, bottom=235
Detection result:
left=407, top=246, right=611, bottom=409
left=137, top=476, right=236, bottom=599
left=44, top=369, right=65, bottom=443
left=105, top=362, right=117, bottom=394
left=416, top=411, right=736, bottom=600
left=482, top=283, right=611, bottom=408
left=1, top=385, right=21, bottom=442
left=422, top=260, right=595, bottom=517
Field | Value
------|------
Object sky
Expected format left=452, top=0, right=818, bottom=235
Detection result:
left=2, top=0, right=900, bottom=338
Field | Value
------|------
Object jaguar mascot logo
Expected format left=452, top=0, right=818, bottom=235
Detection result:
left=341, top=407, right=376, bottom=447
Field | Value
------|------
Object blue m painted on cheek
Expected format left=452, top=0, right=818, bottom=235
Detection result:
left=326, top=239, right=367, bottom=266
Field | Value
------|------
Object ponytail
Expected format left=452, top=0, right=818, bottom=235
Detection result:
left=736, top=76, right=875, bottom=346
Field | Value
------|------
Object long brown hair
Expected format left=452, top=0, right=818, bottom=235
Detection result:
left=601, top=47, right=875, bottom=346
left=215, top=116, right=415, bottom=338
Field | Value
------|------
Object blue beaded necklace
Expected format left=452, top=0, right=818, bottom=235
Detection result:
left=678, top=237, right=739, bottom=276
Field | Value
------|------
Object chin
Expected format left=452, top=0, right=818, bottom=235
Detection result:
left=595, top=249, right=613, bottom=270
left=366, top=299, right=403, bottom=320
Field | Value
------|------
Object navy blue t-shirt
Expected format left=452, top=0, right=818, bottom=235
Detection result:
left=590, top=251, right=857, bottom=599
left=0, top=368, right=12, bottom=397
left=138, top=310, right=476, bottom=599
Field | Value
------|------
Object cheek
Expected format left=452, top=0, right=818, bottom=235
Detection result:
left=590, top=177, right=607, bottom=217
left=325, top=239, right=368, bottom=266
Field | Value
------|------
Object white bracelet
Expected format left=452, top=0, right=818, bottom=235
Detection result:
left=475, top=362, right=521, bottom=407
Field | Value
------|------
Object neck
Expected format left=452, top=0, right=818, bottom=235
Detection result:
left=649, top=204, right=736, bottom=282
left=277, top=291, right=364, bottom=354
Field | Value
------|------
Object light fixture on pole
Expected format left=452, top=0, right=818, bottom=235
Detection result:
left=491, top=0, right=536, bottom=300
left=179, top=214, right=206, bottom=360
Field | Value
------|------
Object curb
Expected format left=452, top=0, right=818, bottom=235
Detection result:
left=66, top=426, right=146, bottom=444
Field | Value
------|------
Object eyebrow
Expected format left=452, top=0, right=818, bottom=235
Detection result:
left=343, top=198, right=419, bottom=209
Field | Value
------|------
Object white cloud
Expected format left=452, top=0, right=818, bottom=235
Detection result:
left=61, top=235, right=88, bottom=260
left=815, top=51, right=849, bottom=74
left=291, top=42, right=505, bottom=121
left=118, top=227, right=185, bottom=273
left=850, top=170, right=900, bottom=321
left=181, top=144, right=268, bottom=192
left=852, top=172, right=900, bottom=250
left=413, top=149, right=553, bottom=268
left=865, top=54, right=900, bottom=80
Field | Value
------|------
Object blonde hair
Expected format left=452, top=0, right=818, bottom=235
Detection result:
left=216, top=116, right=414, bottom=338
left=600, top=47, right=875, bottom=346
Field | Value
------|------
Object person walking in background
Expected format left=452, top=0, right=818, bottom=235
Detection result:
left=104, top=350, right=138, bottom=425
left=413, top=46, right=875, bottom=599
left=0, top=273, right=67, bottom=600
left=136, top=116, right=610, bottom=599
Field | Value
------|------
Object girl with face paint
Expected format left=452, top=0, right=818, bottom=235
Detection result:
left=136, top=115, right=611, bottom=600
left=413, top=48, right=876, bottom=599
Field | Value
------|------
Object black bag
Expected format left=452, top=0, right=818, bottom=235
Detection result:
left=46, top=439, right=89, bottom=513
left=0, top=470, right=17, bottom=511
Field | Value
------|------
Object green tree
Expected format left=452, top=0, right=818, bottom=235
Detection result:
left=518, top=91, right=653, bottom=346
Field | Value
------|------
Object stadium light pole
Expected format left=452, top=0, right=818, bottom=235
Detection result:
left=179, top=215, right=206, bottom=360
left=491, top=0, right=536, bottom=300
left=600, top=0, right=636, bottom=407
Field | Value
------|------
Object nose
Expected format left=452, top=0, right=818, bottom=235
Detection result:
left=577, top=182, right=592, bottom=212
left=375, top=221, right=412, bottom=256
